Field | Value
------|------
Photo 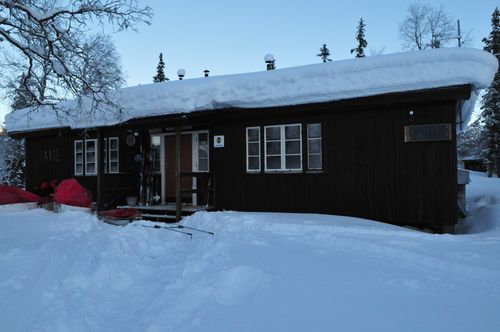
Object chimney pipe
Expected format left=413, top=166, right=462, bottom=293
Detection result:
left=204, top=69, right=210, bottom=77
left=177, top=69, right=186, bottom=80
left=264, top=54, right=275, bottom=70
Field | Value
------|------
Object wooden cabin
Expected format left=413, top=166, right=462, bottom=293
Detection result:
left=6, top=48, right=498, bottom=233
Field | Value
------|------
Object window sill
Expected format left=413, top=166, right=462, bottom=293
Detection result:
left=305, top=170, right=325, bottom=174
left=245, top=170, right=325, bottom=175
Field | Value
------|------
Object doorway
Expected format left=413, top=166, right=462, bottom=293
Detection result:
left=151, top=130, right=209, bottom=205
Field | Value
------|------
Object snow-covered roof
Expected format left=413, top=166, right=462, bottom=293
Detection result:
left=5, top=47, right=498, bottom=134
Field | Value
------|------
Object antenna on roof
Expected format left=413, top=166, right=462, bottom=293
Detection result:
left=177, top=69, right=186, bottom=80
left=264, top=54, right=276, bottom=70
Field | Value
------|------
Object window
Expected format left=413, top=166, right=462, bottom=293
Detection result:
left=108, top=137, right=119, bottom=173
left=246, top=127, right=260, bottom=172
left=85, top=139, right=97, bottom=175
left=150, top=135, right=161, bottom=173
left=264, top=124, right=302, bottom=171
left=74, top=138, right=118, bottom=176
left=74, top=141, right=84, bottom=175
left=307, top=123, right=322, bottom=170
left=103, top=138, right=120, bottom=174
left=197, top=132, right=209, bottom=172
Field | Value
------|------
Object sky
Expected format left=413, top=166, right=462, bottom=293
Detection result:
left=0, top=0, right=498, bottom=124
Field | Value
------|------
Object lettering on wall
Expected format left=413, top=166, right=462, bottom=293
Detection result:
left=39, top=149, right=61, bottom=163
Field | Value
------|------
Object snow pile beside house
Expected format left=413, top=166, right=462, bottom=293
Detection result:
left=0, top=173, right=499, bottom=331
left=5, top=47, right=498, bottom=133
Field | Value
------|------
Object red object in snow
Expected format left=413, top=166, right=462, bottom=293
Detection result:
left=99, top=208, right=141, bottom=219
left=53, top=179, right=93, bottom=208
left=0, top=185, right=41, bottom=205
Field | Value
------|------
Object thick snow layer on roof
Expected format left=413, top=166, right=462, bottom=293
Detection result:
left=5, top=47, right=498, bottom=133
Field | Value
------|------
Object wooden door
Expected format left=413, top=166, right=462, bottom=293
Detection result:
left=165, top=134, right=192, bottom=202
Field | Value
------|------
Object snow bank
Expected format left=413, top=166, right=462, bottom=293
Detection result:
left=457, top=171, right=500, bottom=234
left=5, top=48, right=498, bottom=134
left=1, top=173, right=500, bottom=331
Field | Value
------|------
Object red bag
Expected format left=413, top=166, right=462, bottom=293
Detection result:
left=53, top=179, right=92, bottom=208
left=0, top=185, right=41, bottom=204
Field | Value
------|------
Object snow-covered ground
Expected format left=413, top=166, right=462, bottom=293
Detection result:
left=0, top=172, right=499, bottom=332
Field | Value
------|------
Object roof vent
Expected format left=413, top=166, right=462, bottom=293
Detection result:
left=264, top=54, right=276, bottom=70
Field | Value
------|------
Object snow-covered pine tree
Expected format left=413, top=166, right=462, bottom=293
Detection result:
left=153, top=53, right=169, bottom=83
left=351, top=18, right=368, bottom=58
left=480, top=7, right=500, bottom=177
left=1, top=75, right=34, bottom=187
left=457, top=119, right=486, bottom=162
left=0, top=130, right=25, bottom=187
left=317, top=44, right=332, bottom=63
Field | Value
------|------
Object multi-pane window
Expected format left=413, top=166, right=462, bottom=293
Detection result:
left=103, top=137, right=119, bottom=173
left=246, top=127, right=260, bottom=172
left=264, top=124, right=302, bottom=171
left=75, top=138, right=119, bottom=176
left=307, top=123, right=322, bottom=170
left=74, top=141, right=84, bottom=175
left=197, top=132, right=209, bottom=172
left=85, top=139, right=97, bottom=175
left=108, top=137, right=119, bottom=173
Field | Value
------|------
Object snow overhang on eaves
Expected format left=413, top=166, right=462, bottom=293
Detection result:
left=5, top=47, right=498, bottom=135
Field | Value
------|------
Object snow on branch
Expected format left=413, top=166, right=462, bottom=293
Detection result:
left=0, top=0, right=152, bottom=121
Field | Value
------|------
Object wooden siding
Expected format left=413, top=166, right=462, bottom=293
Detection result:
left=19, top=85, right=469, bottom=232
left=25, top=127, right=141, bottom=206
left=211, top=100, right=459, bottom=233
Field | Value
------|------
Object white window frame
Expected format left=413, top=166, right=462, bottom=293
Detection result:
left=264, top=124, right=302, bottom=172
left=107, top=137, right=119, bottom=174
left=85, top=139, right=98, bottom=175
left=307, top=123, right=323, bottom=170
left=191, top=130, right=210, bottom=206
left=150, top=134, right=162, bottom=174
left=246, top=127, right=261, bottom=172
left=193, top=131, right=209, bottom=173
left=74, top=140, right=84, bottom=176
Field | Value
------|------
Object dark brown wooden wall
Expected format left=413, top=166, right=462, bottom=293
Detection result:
left=211, top=100, right=458, bottom=232
left=21, top=86, right=465, bottom=232
left=25, top=127, right=141, bottom=205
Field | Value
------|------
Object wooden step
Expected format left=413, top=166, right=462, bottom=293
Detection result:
left=140, top=213, right=179, bottom=222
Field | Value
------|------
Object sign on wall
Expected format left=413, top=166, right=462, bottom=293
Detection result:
left=39, top=149, right=61, bottom=163
left=214, top=135, right=225, bottom=148
left=404, top=123, right=452, bottom=142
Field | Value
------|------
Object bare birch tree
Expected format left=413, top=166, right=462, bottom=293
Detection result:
left=399, top=3, right=466, bottom=50
left=0, top=0, right=152, bottom=116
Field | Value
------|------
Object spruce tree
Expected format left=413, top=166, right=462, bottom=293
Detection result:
left=153, top=52, right=168, bottom=83
left=480, top=7, right=500, bottom=177
left=351, top=18, right=368, bottom=58
left=1, top=74, right=31, bottom=187
left=317, top=44, right=332, bottom=62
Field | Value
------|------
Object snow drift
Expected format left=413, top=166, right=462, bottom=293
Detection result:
left=0, top=173, right=499, bottom=331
